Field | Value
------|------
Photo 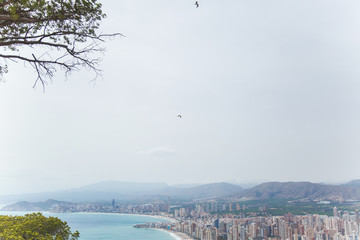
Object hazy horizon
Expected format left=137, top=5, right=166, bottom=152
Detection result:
left=1, top=0, right=360, bottom=195
left=1, top=179, right=359, bottom=197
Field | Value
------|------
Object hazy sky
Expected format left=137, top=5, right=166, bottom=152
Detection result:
left=1, top=0, right=360, bottom=195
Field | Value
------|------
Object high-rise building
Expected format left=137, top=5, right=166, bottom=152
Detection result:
left=112, top=198, right=116, bottom=209
left=213, top=218, right=220, bottom=230
left=232, top=225, right=239, bottom=240
left=279, top=220, right=286, bottom=240
left=333, top=207, right=339, bottom=218
left=240, top=226, right=246, bottom=240
left=167, top=196, right=171, bottom=212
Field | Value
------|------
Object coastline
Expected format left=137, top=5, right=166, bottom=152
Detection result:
left=155, top=228, right=195, bottom=240
left=1, top=211, right=184, bottom=240
left=72, top=212, right=188, bottom=240
left=52, top=211, right=176, bottom=222
left=85, top=212, right=189, bottom=240
left=117, top=213, right=177, bottom=223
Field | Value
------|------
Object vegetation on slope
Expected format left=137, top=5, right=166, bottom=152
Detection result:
left=0, top=212, right=79, bottom=240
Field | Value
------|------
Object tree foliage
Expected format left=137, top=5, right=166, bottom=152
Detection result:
left=0, top=212, right=79, bottom=240
left=0, top=0, right=120, bottom=87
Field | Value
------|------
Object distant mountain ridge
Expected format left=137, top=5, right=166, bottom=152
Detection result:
left=2, top=180, right=360, bottom=204
left=0, top=182, right=243, bottom=203
left=235, top=181, right=360, bottom=200
left=72, top=181, right=168, bottom=193
left=153, top=182, right=243, bottom=200
left=344, top=179, right=360, bottom=188
left=1, top=199, right=72, bottom=211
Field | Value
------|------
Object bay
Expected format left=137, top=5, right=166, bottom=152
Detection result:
left=0, top=211, right=176, bottom=240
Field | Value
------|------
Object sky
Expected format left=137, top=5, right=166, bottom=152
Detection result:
left=1, top=0, right=360, bottom=195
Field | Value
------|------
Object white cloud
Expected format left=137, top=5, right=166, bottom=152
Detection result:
left=136, top=146, right=176, bottom=156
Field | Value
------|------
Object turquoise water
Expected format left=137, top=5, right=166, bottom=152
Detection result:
left=0, top=212, right=175, bottom=240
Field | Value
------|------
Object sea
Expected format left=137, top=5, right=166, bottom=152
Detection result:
left=0, top=211, right=178, bottom=240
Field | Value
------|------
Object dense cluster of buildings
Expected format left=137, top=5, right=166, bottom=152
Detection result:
left=158, top=207, right=360, bottom=240
left=49, top=199, right=170, bottom=214
left=46, top=198, right=360, bottom=240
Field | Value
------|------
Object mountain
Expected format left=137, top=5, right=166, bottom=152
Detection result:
left=1, top=199, right=73, bottom=211
left=0, top=181, right=169, bottom=203
left=235, top=182, right=360, bottom=200
left=188, top=182, right=243, bottom=199
left=72, top=181, right=168, bottom=193
left=344, top=180, right=360, bottom=188
left=0, top=182, right=243, bottom=203
left=7, top=181, right=360, bottom=204
left=153, top=182, right=244, bottom=200
left=171, top=184, right=201, bottom=189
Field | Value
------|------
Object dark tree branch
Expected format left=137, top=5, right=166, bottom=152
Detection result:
left=0, top=0, right=121, bottom=88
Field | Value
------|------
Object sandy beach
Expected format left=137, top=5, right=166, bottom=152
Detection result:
left=156, top=228, right=195, bottom=240
left=142, top=214, right=177, bottom=223
left=119, top=213, right=192, bottom=239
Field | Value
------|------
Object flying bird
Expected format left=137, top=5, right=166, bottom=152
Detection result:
left=195, top=1, right=199, bottom=8
left=177, top=115, right=182, bottom=118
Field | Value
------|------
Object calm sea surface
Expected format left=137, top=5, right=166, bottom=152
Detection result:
left=0, top=211, right=175, bottom=240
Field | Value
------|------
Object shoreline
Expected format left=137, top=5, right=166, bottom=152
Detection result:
left=1, top=211, right=185, bottom=240
left=1, top=210, right=177, bottom=223
left=79, top=212, right=177, bottom=223
left=155, top=228, right=195, bottom=240
left=61, top=212, right=188, bottom=240
left=38, top=211, right=176, bottom=222
left=118, top=213, right=177, bottom=222
left=58, top=212, right=188, bottom=240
